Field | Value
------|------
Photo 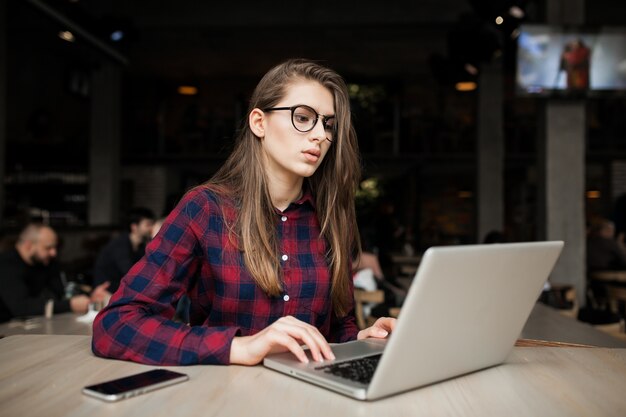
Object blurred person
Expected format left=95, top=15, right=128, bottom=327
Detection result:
left=92, top=59, right=395, bottom=366
left=558, top=38, right=591, bottom=90
left=581, top=218, right=626, bottom=322
left=586, top=218, right=626, bottom=306
left=613, top=193, right=626, bottom=238
left=93, top=207, right=155, bottom=295
left=352, top=251, right=406, bottom=318
left=0, top=223, right=96, bottom=322
left=586, top=218, right=626, bottom=272
left=353, top=251, right=385, bottom=284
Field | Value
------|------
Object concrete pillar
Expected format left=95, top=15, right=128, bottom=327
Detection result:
left=0, top=1, right=6, bottom=225
left=477, top=61, right=504, bottom=242
left=88, top=64, right=121, bottom=226
left=545, top=103, right=586, bottom=296
left=544, top=0, right=586, bottom=304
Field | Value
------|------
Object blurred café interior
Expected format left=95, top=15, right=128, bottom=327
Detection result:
left=1, top=0, right=626, bottom=338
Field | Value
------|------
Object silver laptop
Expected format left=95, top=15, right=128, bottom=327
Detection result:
left=264, top=241, right=564, bottom=400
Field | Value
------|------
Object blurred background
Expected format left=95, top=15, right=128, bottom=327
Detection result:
left=1, top=0, right=626, bottom=303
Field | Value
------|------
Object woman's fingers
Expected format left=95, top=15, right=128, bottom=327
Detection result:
left=273, top=316, right=335, bottom=362
left=230, top=316, right=335, bottom=365
left=264, top=328, right=310, bottom=363
left=375, top=316, right=397, bottom=332
left=357, top=317, right=397, bottom=340
left=357, top=327, right=387, bottom=340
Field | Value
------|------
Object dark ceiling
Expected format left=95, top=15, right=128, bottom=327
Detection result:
left=12, top=0, right=626, bottom=82
left=14, top=0, right=493, bottom=80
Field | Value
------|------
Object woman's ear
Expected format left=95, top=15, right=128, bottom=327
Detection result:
left=249, top=108, right=265, bottom=139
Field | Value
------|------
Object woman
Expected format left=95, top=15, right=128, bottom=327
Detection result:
left=92, top=59, right=395, bottom=366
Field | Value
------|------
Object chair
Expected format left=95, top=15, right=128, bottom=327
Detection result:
left=588, top=271, right=626, bottom=309
left=353, top=289, right=384, bottom=330
left=540, top=283, right=578, bottom=318
left=557, top=285, right=578, bottom=319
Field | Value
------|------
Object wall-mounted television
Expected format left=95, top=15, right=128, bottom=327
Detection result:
left=516, top=24, right=626, bottom=96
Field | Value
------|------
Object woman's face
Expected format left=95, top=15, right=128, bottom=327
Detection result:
left=258, top=80, right=334, bottom=184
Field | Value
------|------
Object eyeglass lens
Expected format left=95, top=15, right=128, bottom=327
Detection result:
left=292, top=106, right=335, bottom=136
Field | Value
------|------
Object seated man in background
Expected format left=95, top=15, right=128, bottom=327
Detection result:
left=0, top=223, right=102, bottom=322
left=93, top=207, right=155, bottom=297
left=586, top=218, right=626, bottom=272
left=585, top=218, right=626, bottom=311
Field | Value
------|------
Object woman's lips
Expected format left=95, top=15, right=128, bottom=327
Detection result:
left=303, top=149, right=321, bottom=162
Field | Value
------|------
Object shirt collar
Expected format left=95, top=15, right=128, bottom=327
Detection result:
left=276, top=183, right=315, bottom=214
left=296, top=184, right=315, bottom=207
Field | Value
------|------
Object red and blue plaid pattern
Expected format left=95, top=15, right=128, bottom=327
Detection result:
left=92, top=187, right=358, bottom=365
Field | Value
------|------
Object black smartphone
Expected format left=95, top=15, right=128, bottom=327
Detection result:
left=82, top=369, right=189, bottom=402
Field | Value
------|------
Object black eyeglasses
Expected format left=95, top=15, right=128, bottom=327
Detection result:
left=262, top=104, right=336, bottom=142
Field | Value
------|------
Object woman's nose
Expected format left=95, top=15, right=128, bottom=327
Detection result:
left=309, top=118, right=327, bottom=141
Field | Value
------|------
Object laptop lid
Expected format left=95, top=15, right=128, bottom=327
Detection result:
left=264, top=241, right=564, bottom=400
left=367, top=241, right=564, bottom=399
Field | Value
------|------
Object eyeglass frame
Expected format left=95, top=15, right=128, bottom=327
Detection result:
left=262, top=104, right=336, bottom=142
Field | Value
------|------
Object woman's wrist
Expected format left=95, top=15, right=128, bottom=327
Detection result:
left=229, top=336, right=253, bottom=365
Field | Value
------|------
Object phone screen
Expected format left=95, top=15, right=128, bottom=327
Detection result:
left=83, top=369, right=188, bottom=401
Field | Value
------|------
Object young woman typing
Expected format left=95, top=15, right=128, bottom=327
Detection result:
left=92, top=59, right=396, bottom=366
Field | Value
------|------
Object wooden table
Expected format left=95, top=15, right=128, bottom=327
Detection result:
left=1, top=335, right=625, bottom=417
left=0, top=312, right=93, bottom=337
left=520, top=303, right=626, bottom=348
left=2, top=303, right=625, bottom=348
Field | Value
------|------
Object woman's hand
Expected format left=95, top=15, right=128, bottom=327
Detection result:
left=357, top=317, right=396, bottom=340
left=229, top=316, right=336, bottom=366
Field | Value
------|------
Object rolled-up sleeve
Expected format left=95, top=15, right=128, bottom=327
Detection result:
left=92, top=190, right=241, bottom=365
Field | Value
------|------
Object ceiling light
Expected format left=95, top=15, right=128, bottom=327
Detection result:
left=464, top=63, right=478, bottom=75
left=495, top=16, right=504, bottom=25
left=455, top=82, right=477, bottom=92
left=58, top=31, right=75, bottom=42
left=177, top=86, right=198, bottom=96
left=110, top=30, right=124, bottom=42
left=509, top=6, right=525, bottom=19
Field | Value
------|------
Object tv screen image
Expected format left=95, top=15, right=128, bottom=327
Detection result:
left=516, top=25, right=626, bottom=96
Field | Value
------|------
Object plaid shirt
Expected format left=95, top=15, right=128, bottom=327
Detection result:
left=92, top=187, right=358, bottom=365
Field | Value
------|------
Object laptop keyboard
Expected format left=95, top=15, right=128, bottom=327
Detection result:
left=315, top=355, right=382, bottom=384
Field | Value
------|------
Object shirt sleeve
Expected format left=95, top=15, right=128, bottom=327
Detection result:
left=91, top=189, right=241, bottom=365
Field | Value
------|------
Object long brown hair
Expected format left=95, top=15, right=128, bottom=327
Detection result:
left=203, top=59, right=361, bottom=317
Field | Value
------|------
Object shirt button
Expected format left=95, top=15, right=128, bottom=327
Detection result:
left=281, top=216, right=287, bottom=222
left=283, top=294, right=290, bottom=301
left=281, top=254, right=288, bottom=261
